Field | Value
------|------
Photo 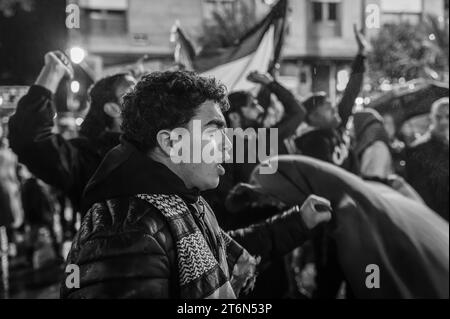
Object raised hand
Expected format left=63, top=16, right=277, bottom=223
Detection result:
left=247, top=71, right=274, bottom=86
left=353, top=24, right=370, bottom=55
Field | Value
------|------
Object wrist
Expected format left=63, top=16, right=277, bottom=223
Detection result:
left=45, top=63, right=67, bottom=79
left=35, top=64, right=65, bottom=94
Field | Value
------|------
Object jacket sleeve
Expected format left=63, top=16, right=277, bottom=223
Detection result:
left=61, top=206, right=175, bottom=299
left=227, top=206, right=310, bottom=261
left=337, top=54, right=366, bottom=125
left=8, top=85, right=83, bottom=197
left=267, top=81, right=307, bottom=141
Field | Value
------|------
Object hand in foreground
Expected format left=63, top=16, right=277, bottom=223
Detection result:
left=299, top=195, right=333, bottom=229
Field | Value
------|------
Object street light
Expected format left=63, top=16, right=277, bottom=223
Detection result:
left=69, top=47, right=86, bottom=64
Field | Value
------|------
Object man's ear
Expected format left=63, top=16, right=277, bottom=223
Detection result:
left=156, top=130, right=173, bottom=157
left=103, top=102, right=122, bottom=119
left=228, top=112, right=241, bottom=128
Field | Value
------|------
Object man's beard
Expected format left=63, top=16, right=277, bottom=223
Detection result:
left=242, top=115, right=264, bottom=130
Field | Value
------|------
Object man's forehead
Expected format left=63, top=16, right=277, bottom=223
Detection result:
left=194, top=100, right=226, bottom=123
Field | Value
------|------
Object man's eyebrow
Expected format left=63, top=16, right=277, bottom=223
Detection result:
left=205, top=119, right=226, bottom=129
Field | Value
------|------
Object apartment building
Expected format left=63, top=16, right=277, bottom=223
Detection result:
left=69, top=0, right=447, bottom=99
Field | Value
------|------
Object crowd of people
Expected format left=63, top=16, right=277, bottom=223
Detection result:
left=0, top=26, right=448, bottom=299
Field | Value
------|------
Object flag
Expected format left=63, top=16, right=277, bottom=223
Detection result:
left=172, top=0, right=288, bottom=92
left=170, top=20, right=196, bottom=71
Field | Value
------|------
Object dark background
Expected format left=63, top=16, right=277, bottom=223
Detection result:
left=0, top=0, right=67, bottom=85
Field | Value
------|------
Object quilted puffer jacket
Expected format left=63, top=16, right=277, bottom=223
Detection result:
left=61, top=141, right=311, bottom=299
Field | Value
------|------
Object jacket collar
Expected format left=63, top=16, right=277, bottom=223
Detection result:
left=82, top=139, right=200, bottom=213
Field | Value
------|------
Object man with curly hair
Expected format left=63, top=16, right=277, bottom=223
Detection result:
left=61, top=70, right=332, bottom=299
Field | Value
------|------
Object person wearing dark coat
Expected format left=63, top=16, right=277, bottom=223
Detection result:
left=61, top=71, right=332, bottom=299
left=285, top=25, right=368, bottom=175
left=8, top=51, right=136, bottom=214
left=406, top=97, right=449, bottom=221
left=229, top=156, right=449, bottom=299
left=353, top=109, right=423, bottom=203
left=353, top=109, right=393, bottom=179
left=204, top=71, right=305, bottom=230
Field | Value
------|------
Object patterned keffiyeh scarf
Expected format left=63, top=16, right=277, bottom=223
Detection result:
left=137, top=194, right=257, bottom=299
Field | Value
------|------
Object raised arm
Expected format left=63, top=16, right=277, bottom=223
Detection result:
left=337, top=25, right=368, bottom=125
left=8, top=52, right=83, bottom=199
left=248, top=71, right=307, bottom=140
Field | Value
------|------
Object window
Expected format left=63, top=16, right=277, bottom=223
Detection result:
left=313, top=2, right=323, bottom=22
left=380, top=0, right=423, bottom=25
left=311, top=0, right=341, bottom=22
left=328, top=2, right=338, bottom=21
left=382, top=13, right=421, bottom=25
left=310, top=0, right=342, bottom=37
left=79, top=0, right=128, bottom=35
left=82, top=9, right=127, bottom=35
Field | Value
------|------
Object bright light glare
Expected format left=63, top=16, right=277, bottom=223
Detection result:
left=71, top=81, right=80, bottom=93
left=75, top=117, right=84, bottom=126
left=69, top=47, right=86, bottom=64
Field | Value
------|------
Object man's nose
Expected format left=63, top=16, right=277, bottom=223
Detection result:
left=256, top=104, right=265, bottom=115
left=222, top=131, right=233, bottom=161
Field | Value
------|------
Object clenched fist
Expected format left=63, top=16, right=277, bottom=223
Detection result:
left=299, top=195, right=333, bottom=229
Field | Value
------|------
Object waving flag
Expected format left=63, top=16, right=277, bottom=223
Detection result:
left=171, top=0, right=288, bottom=92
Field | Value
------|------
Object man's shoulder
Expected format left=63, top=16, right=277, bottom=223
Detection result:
left=77, top=196, right=171, bottom=246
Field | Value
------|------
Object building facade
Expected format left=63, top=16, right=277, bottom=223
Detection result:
left=68, top=0, right=447, bottom=101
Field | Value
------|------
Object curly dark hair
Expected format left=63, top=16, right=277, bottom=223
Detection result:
left=80, top=73, right=130, bottom=139
left=121, top=70, right=229, bottom=152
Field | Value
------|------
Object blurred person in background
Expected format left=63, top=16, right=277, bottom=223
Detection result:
left=406, top=97, right=449, bottom=221
left=382, top=113, right=407, bottom=177
left=17, top=165, right=62, bottom=267
left=0, top=137, right=23, bottom=230
left=353, top=108, right=393, bottom=179
left=286, top=25, right=368, bottom=175
left=8, top=52, right=136, bottom=227
left=0, top=135, right=23, bottom=299
left=353, top=109, right=423, bottom=203
left=204, top=71, right=305, bottom=229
